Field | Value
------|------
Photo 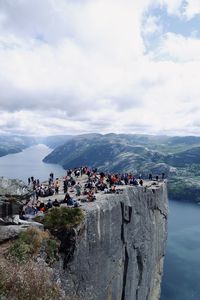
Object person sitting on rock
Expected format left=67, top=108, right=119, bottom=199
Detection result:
left=104, top=187, right=109, bottom=194
left=87, top=190, right=96, bottom=202
left=110, top=185, right=116, bottom=193
left=75, top=169, right=80, bottom=177
left=62, top=193, right=78, bottom=206
left=48, top=186, right=54, bottom=196
left=52, top=199, right=60, bottom=207
left=24, top=205, right=34, bottom=216
left=98, top=182, right=108, bottom=191
left=70, top=177, right=76, bottom=187
left=46, top=199, right=53, bottom=210
left=32, top=205, right=38, bottom=215
left=111, top=175, right=117, bottom=185
left=39, top=202, right=46, bottom=212
left=100, top=172, right=105, bottom=182
left=63, top=192, right=72, bottom=204
left=83, top=188, right=88, bottom=195
left=130, top=177, right=138, bottom=186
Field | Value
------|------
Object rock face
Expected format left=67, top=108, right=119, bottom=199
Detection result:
left=0, top=222, right=44, bottom=243
left=0, top=177, right=32, bottom=221
left=0, top=178, right=43, bottom=243
left=56, top=182, right=168, bottom=300
left=0, top=177, right=31, bottom=197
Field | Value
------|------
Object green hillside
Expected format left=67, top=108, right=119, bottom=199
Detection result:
left=43, top=134, right=200, bottom=202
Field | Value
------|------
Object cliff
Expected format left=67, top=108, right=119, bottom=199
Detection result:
left=54, top=182, right=168, bottom=300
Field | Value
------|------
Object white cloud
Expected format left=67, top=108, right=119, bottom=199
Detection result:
left=157, top=0, right=184, bottom=16
left=157, top=0, right=200, bottom=20
left=0, top=0, right=199, bottom=136
left=156, top=33, right=200, bottom=62
left=143, top=15, right=162, bottom=35
left=184, top=0, right=200, bottom=19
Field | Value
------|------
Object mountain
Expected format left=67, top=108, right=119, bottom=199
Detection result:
left=43, top=134, right=200, bottom=202
left=43, top=133, right=200, bottom=171
left=0, top=136, right=36, bottom=157
left=39, top=133, right=102, bottom=149
left=38, top=135, right=74, bottom=149
left=166, top=146, right=200, bottom=166
left=0, top=133, right=101, bottom=158
left=43, top=134, right=166, bottom=172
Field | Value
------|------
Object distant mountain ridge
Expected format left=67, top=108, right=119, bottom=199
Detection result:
left=43, top=133, right=200, bottom=202
left=0, top=135, right=36, bottom=157
left=166, top=146, right=200, bottom=166
left=43, top=136, right=164, bottom=172
left=43, top=134, right=200, bottom=170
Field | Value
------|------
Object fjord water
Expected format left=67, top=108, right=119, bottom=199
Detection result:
left=0, top=145, right=200, bottom=299
left=0, top=144, right=64, bottom=182
left=161, top=200, right=200, bottom=300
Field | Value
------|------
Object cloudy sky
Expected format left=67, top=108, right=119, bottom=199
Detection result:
left=0, top=0, right=200, bottom=136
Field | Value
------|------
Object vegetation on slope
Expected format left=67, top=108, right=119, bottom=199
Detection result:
left=43, top=134, right=200, bottom=202
left=0, top=227, right=62, bottom=300
left=7, top=227, right=59, bottom=264
left=0, top=257, right=63, bottom=300
left=0, top=207, right=85, bottom=300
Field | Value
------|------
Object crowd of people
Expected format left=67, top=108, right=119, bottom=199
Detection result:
left=20, top=167, right=165, bottom=220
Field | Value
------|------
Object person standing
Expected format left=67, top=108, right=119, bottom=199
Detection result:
left=54, top=178, right=60, bottom=194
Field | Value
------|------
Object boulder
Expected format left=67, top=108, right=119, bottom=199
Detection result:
left=0, top=221, right=44, bottom=243
left=0, top=177, right=32, bottom=220
left=0, top=177, right=32, bottom=197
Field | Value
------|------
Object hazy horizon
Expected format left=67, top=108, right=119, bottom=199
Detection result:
left=1, top=132, right=200, bottom=138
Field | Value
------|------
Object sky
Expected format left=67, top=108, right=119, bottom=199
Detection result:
left=0, top=0, right=200, bottom=136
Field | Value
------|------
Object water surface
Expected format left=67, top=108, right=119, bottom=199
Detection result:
left=161, top=200, right=200, bottom=300
left=0, top=144, right=65, bottom=182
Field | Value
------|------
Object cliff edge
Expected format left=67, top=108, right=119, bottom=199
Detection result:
left=54, top=182, right=168, bottom=300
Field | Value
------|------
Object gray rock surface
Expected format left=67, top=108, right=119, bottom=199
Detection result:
left=0, top=177, right=32, bottom=220
left=0, top=177, right=31, bottom=197
left=0, top=221, right=44, bottom=243
left=55, top=182, right=168, bottom=300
